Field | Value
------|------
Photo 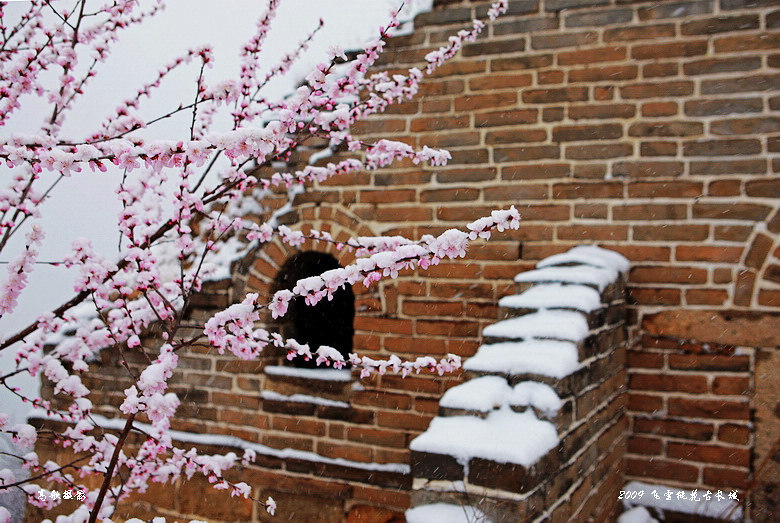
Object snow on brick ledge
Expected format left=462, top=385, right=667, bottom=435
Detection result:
left=514, top=265, right=617, bottom=291
left=482, top=309, right=589, bottom=342
left=463, top=340, right=579, bottom=379
left=498, top=282, right=602, bottom=312
left=410, top=408, right=558, bottom=469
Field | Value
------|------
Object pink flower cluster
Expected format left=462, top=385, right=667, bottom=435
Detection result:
left=0, top=0, right=513, bottom=520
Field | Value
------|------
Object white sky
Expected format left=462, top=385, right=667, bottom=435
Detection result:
left=0, top=0, right=433, bottom=424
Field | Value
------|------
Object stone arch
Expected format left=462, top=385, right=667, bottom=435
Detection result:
left=271, top=250, right=355, bottom=367
left=242, top=203, right=382, bottom=358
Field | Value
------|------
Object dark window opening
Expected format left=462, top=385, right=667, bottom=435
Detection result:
left=272, top=251, right=354, bottom=368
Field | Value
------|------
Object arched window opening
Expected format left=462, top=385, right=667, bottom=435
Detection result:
left=272, top=251, right=354, bottom=368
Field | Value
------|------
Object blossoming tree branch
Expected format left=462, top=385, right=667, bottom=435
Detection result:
left=0, top=0, right=513, bottom=520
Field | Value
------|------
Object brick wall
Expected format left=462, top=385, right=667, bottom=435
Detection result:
left=281, top=0, right=776, bottom=516
left=31, top=0, right=779, bottom=520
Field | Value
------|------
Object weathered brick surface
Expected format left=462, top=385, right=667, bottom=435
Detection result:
left=37, top=0, right=779, bottom=521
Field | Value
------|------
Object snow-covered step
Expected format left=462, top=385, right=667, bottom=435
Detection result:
left=438, top=375, right=573, bottom=432
left=409, top=245, right=629, bottom=518
left=481, top=309, right=589, bottom=345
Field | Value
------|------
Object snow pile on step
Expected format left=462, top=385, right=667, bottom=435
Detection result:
left=482, top=309, right=589, bottom=342
left=439, top=375, right=510, bottom=412
left=464, top=340, right=579, bottom=378
left=537, top=244, right=630, bottom=273
left=499, top=282, right=601, bottom=312
left=514, top=264, right=616, bottom=291
left=440, top=375, right=561, bottom=417
left=410, top=407, right=558, bottom=467
left=406, top=502, right=492, bottom=523
left=509, top=381, right=562, bottom=417
left=411, top=245, right=627, bottom=474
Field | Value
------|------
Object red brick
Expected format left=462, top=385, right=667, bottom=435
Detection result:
left=628, top=435, right=663, bottom=455
left=632, top=41, right=708, bottom=60
left=568, top=103, right=635, bottom=120
left=613, top=203, right=687, bottom=221
left=416, top=319, right=480, bottom=337
left=641, top=102, right=678, bottom=117
left=495, top=145, right=560, bottom=162
left=402, top=300, right=462, bottom=317
left=627, top=393, right=663, bottom=413
left=469, top=73, right=532, bottom=91
left=531, top=31, right=597, bottom=50
left=630, top=266, right=707, bottom=284
left=604, top=24, right=675, bottom=42
left=538, top=70, right=564, bottom=84
left=354, top=317, right=413, bottom=335
left=626, top=457, right=698, bottom=483
left=552, top=182, right=623, bottom=199
left=711, top=376, right=751, bottom=395
left=629, top=121, right=703, bottom=137
left=565, top=143, right=633, bottom=160
left=346, top=426, right=406, bottom=448
left=627, top=350, right=664, bottom=368
left=629, top=288, right=681, bottom=305
left=633, top=225, right=709, bottom=242
left=420, top=188, right=479, bottom=202
left=621, top=81, right=694, bottom=99
left=667, top=442, right=750, bottom=467
left=703, top=466, right=749, bottom=489
left=718, top=424, right=750, bottom=445
left=678, top=244, right=743, bottom=263
left=640, top=141, right=678, bottom=157
left=557, top=224, right=627, bottom=241
left=453, top=92, right=517, bottom=112
left=745, top=179, right=780, bottom=198
left=627, top=181, right=702, bottom=198
left=633, top=418, right=714, bottom=441
left=410, top=115, right=469, bottom=132
left=629, top=373, right=707, bottom=393
left=474, top=109, right=538, bottom=127
left=682, top=14, right=760, bottom=35
left=553, top=124, right=623, bottom=142
left=745, top=233, right=773, bottom=269
left=714, top=31, right=780, bottom=52
left=669, top=354, right=750, bottom=372
left=714, top=225, right=753, bottom=242
left=610, top=245, right=671, bottom=262
left=643, top=62, right=679, bottom=78
left=669, top=398, right=749, bottom=420
left=686, top=289, right=729, bottom=305
left=522, top=87, right=589, bottom=103
left=485, top=128, right=547, bottom=144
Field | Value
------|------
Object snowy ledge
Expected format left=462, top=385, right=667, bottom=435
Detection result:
left=409, top=408, right=558, bottom=468
left=514, top=265, right=617, bottom=292
left=261, top=390, right=349, bottom=408
left=463, top=340, right=580, bottom=379
left=537, top=244, right=630, bottom=274
left=263, top=365, right=352, bottom=381
left=482, top=310, right=589, bottom=342
left=498, top=282, right=603, bottom=312
left=29, top=409, right=409, bottom=474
